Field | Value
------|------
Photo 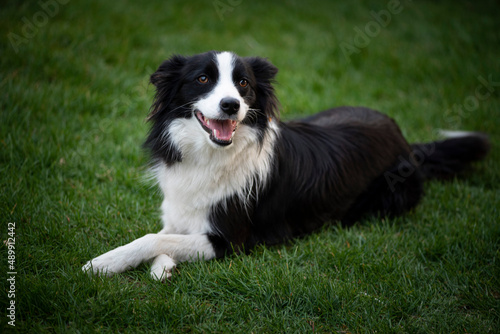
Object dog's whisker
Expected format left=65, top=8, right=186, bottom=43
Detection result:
left=169, top=102, right=195, bottom=113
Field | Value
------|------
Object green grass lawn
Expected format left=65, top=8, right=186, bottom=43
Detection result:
left=1, top=0, right=499, bottom=332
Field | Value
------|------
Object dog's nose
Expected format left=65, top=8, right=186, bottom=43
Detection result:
left=220, top=97, right=240, bottom=115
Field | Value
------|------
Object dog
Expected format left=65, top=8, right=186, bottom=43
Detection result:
left=83, top=51, right=490, bottom=281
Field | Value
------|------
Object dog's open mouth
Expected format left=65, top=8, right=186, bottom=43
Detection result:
left=195, top=111, right=238, bottom=146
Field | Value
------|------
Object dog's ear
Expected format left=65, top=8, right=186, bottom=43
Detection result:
left=245, top=57, right=280, bottom=120
left=148, top=55, right=187, bottom=120
left=245, top=56, right=278, bottom=84
left=150, top=55, right=186, bottom=87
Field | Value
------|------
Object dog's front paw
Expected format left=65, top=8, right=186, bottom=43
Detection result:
left=150, top=254, right=176, bottom=282
left=82, top=248, right=135, bottom=276
left=82, top=257, right=121, bottom=277
left=82, top=258, right=115, bottom=277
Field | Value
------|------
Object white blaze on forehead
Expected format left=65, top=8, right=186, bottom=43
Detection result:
left=216, top=51, right=237, bottom=91
left=193, top=52, right=249, bottom=121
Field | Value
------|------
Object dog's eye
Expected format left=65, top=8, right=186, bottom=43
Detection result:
left=198, top=75, right=209, bottom=84
left=239, top=79, right=249, bottom=88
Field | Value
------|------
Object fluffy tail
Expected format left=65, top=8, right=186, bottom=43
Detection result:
left=411, top=131, right=490, bottom=180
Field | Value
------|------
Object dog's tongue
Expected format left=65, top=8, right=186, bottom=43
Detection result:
left=196, top=112, right=238, bottom=143
left=209, top=119, right=235, bottom=141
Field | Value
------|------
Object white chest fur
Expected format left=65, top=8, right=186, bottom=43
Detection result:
left=153, top=118, right=278, bottom=235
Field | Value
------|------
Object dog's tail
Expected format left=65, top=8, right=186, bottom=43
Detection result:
left=411, top=131, right=490, bottom=180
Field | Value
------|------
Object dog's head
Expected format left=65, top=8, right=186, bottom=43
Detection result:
left=146, top=51, right=278, bottom=163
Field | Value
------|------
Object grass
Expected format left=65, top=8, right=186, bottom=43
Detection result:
left=1, top=0, right=499, bottom=332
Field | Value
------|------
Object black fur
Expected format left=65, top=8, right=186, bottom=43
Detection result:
left=146, top=52, right=491, bottom=258
left=412, top=134, right=490, bottom=180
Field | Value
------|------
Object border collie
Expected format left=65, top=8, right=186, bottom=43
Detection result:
left=83, top=51, right=490, bottom=281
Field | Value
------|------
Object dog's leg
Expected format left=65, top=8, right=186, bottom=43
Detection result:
left=82, top=233, right=215, bottom=277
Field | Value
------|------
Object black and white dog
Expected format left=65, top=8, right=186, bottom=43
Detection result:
left=83, top=51, right=490, bottom=281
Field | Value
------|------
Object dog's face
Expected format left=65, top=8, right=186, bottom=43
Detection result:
left=190, top=52, right=254, bottom=146
left=147, top=51, right=278, bottom=160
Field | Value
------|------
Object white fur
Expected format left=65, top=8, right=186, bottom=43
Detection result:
left=157, top=117, right=277, bottom=233
left=82, top=233, right=215, bottom=281
left=151, top=254, right=176, bottom=281
left=83, top=52, right=278, bottom=280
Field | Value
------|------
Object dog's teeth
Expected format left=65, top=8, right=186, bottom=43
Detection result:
left=206, top=119, right=210, bottom=125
